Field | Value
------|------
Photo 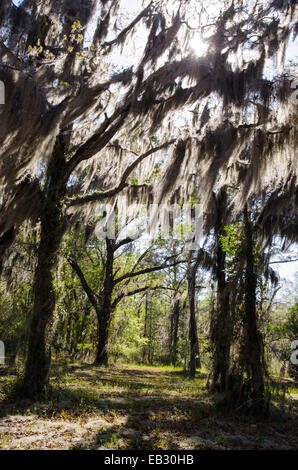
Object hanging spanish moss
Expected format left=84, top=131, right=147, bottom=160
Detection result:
left=0, top=0, right=297, bottom=409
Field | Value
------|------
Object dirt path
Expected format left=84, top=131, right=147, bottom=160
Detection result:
left=0, top=364, right=297, bottom=450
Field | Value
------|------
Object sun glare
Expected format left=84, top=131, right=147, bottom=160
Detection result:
left=190, top=32, right=209, bottom=57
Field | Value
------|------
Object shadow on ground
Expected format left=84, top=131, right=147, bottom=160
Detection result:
left=0, top=363, right=297, bottom=450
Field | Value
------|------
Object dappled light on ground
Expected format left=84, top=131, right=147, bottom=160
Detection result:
left=0, top=363, right=297, bottom=450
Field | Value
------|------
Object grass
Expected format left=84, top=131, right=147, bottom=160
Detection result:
left=0, top=362, right=297, bottom=450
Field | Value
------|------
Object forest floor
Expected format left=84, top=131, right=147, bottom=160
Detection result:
left=0, top=362, right=297, bottom=450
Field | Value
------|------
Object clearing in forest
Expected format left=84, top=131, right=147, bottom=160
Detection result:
left=0, top=364, right=297, bottom=450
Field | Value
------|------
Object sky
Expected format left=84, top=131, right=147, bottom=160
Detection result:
left=271, top=254, right=298, bottom=299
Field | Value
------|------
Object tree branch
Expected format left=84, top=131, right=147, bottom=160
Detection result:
left=67, top=140, right=175, bottom=207
left=65, top=106, right=130, bottom=178
left=67, top=257, right=99, bottom=310
left=112, top=284, right=163, bottom=308
left=103, top=3, right=152, bottom=48
left=269, top=258, right=298, bottom=264
left=113, top=258, right=186, bottom=286
left=115, top=237, right=134, bottom=251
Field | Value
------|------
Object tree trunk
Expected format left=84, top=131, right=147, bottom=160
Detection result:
left=142, top=293, right=148, bottom=363
left=188, top=273, right=200, bottom=376
left=67, top=238, right=115, bottom=367
left=243, top=205, right=266, bottom=413
left=210, top=188, right=232, bottom=392
left=148, top=310, right=153, bottom=364
left=94, top=238, right=114, bottom=366
left=170, top=294, right=180, bottom=366
left=95, top=308, right=110, bottom=366
left=23, top=137, right=66, bottom=396
left=187, top=254, right=200, bottom=377
left=0, top=226, right=16, bottom=276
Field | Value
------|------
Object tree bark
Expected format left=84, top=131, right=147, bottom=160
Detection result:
left=187, top=253, right=201, bottom=377
left=0, top=226, right=16, bottom=276
left=210, top=189, right=232, bottom=392
left=94, top=238, right=115, bottom=366
left=23, top=137, right=66, bottom=395
left=243, top=205, right=266, bottom=413
left=188, top=273, right=200, bottom=376
left=142, top=293, right=148, bottom=362
left=170, top=294, right=180, bottom=366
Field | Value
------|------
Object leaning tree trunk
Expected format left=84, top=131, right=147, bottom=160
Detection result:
left=94, top=238, right=114, bottom=366
left=23, top=137, right=66, bottom=396
left=243, top=205, right=266, bottom=414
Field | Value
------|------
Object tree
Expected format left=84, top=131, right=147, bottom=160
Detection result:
left=268, top=300, right=298, bottom=379
left=67, top=233, right=184, bottom=366
left=0, top=0, right=296, bottom=396
left=0, top=226, right=36, bottom=365
left=213, top=198, right=281, bottom=414
left=187, top=250, right=201, bottom=375
left=0, top=0, right=185, bottom=393
left=209, top=188, right=233, bottom=392
left=242, top=204, right=267, bottom=413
